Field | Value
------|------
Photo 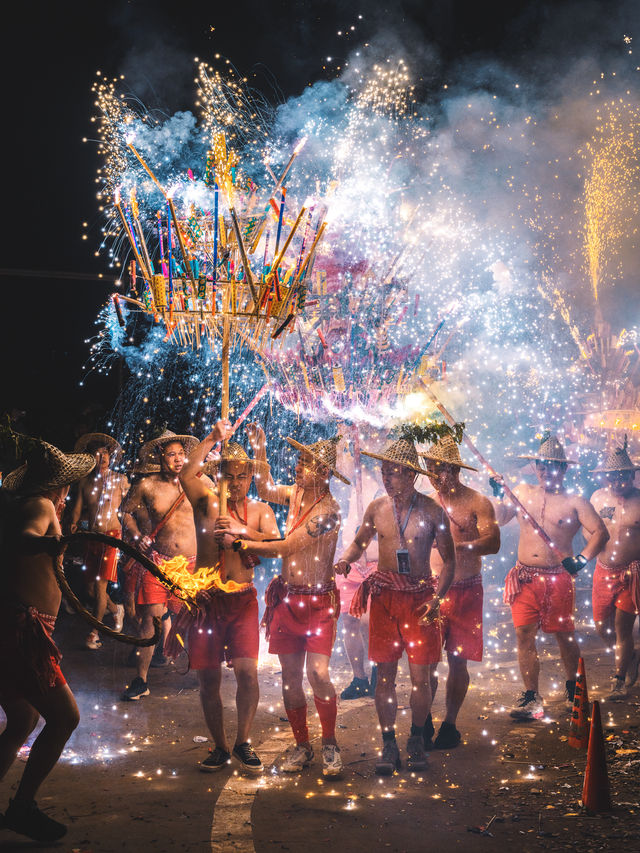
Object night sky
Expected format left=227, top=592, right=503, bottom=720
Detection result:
left=1, top=0, right=635, bottom=447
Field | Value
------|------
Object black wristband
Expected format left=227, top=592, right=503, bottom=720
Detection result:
left=232, top=538, right=243, bottom=552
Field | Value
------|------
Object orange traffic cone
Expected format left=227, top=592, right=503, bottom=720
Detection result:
left=581, top=700, right=612, bottom=813
left=568, top=657, right=590, bottom=749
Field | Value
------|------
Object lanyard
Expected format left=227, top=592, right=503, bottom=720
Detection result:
left=286, top=492, right=328, bottom=535
left=393, top=493, right=416, bottom=546
left=229, top=497, right=248, bottom=525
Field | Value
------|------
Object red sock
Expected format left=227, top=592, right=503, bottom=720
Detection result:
left=313, top=695, right=337, bottom=740
left=286, top=705, right=309, bottom=745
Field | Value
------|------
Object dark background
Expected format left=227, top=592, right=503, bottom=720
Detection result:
left=0, top=0, right=633, bottom=449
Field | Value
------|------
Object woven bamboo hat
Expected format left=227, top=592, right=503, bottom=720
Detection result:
left=518, top=432, right=578, bottom=465
left=362, top=438, right=428, bottom=475
left=3, top=440, right=96, bottom=494
left=285, top=435, right=351, bottom=485
left=206, top=442, right=257, bottom=478
left=132, top=444, right=161, bottom=476
left=592, top=436, right=640, bottom=473
left=420, top=435, right=477, bottom=472
left=74, top=432, right=123, bottom=464
left=144, top=429, right=199, bottom=457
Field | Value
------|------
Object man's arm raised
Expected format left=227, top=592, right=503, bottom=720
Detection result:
left=246, top=422, right=293, bottom=505
left=179, top=419, right=233, bottom=506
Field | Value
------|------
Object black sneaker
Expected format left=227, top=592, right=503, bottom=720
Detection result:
left=375, top=739, right=401, bottom=775
left=200, top=746, right=231, bottom=772
left=340, top=676, right=370, bottom=700
left=4, top=798, right=67, bottom=843
left=433, top=721, right=461, bottom=749
left=423, top=713, right=435, bottom=751
left=233, top=742, right=264, bottom=775
left=121, top=676, right=150, bottom=701
left=150, top=652, right=169, bottom=668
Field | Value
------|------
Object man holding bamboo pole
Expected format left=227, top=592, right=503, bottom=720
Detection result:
left=178, top=425, right=279, bottom=775
left=493, top=433, right=608, bottom=720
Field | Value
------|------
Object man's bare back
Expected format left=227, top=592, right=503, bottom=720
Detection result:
left=591, top=486, right=640, bottom=568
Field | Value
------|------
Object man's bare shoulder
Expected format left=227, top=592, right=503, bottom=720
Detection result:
left=415, top=491, right=444, bottom=517
left=367, top=495, right=390, bottom=516
left=589, top=487, right=608, bottom=506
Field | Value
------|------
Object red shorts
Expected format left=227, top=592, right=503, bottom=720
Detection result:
left=440, top=574, right=483, bottom=662
left=510, top=569, right=574, bottom=632
left=84, top=529, right=120, bottom=584
left=137, top=551, right=194, bottom=614
left=188, top=587, right=259, bottom=669
left=592, top=562, right=638, bottom=625
left=123, top=561, right=144, bottom=598
left=369, top=588, right=441, bottom=665
left=337, top=561, right=377, bottom=613
left=0, top=608, right=66, bottom=702
left=268, top=589, right=340, bottom=657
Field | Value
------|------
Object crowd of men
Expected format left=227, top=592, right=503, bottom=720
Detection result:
left=1, top=421, right=639, bottom=843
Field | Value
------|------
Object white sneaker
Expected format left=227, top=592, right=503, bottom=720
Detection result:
left=112, top=604, right=125, bottom=633
left=509, top=691, right=544, bottom=720
left=86, top=630, right=102, bottom=650
left=606, top=677, right=628, bottom=702
left=281, top=744, right=314, bottom=773
left=322, top=744, right=343, bottom=777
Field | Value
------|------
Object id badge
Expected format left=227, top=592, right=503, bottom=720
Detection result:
left=396, top=549, right=411, bottom=575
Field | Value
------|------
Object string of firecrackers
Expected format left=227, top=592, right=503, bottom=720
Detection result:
left=109, top=129, right=325, bottom=353
left=392, top=419, right=465, bottom=446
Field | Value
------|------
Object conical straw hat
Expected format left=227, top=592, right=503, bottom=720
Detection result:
left=420, top=435, right=477, bottom=471
left=206, top=442, right=256, bottom=478
left=74, top=432, right=123, bottom=464
left=518, top=432, right=578, bottom=465
left=132, top=444, right=161, bottom=476
left=361, top=439, right=428, bottom=475
left=285, top=436, right=351, bottom=485
left=592, top=435, right=640, bottom=473
left=143, top=429, right=199, bottom=457
left=3, top=440, right=96, bottom=494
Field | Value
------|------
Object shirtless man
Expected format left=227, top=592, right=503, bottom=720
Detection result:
left=335, top=439, right=456, bottom=775
left=493, top=433, right=608, bottom=720
left=179, top=427, right=279, bottom=773
left=70, top=433, right=128, bottom=649
left=120, top=429, right=203, bottom=700
left=0, top=440, right=95, bottom=843
left=421, top=436, right=500, bottom=749
left=245, top=426, right=348, bottom=778
left=589, top=439, right=640, bottom=700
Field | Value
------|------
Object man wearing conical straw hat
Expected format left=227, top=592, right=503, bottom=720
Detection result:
left=119, top=429, right=209, bottom=701
left=70, top=433, right=128, bottom=650
left=420, top=435, right=500, bottom=750
left=334, top=438, right=457, bottom=775
left=0, top=439, right=95, bottom=843
left=245, top=423, right=349, bottom=778
left=177, top=427, right=279, bottom=775
left=590, top=437, right=640, bottom=701
left=494, top=432, right=608, bottom=721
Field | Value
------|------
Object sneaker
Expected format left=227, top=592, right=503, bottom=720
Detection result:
left=150, top=647, right=169, bottom=668
left=375, top=739, right=401, bottom=775
left=3, top=798, right=67, bottom=843
left=112, top=604, right=125, bottom=633
left=85, top=630, right=102, bottom=650
left=423, top=713, right=435, bottom=751
left=626, top=649, right=640, bottom=688
left=199, top=747, right=231, bottom=772
left=509, top=691, right=544, bottom=720
left=340, top=677, right=370, bottom=700
left=433, top=721, right=461, bottom=749
left=322, top=744, right=343, bottom=777
left=281, top=743, right=314, bottom=773
left=121, top=676, right=150, bottom=701
left=606, top=676, right=629, bottom=702
left=233, top=742, right=263, bottom=775
left=406, top=735, right=428, bottom=771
